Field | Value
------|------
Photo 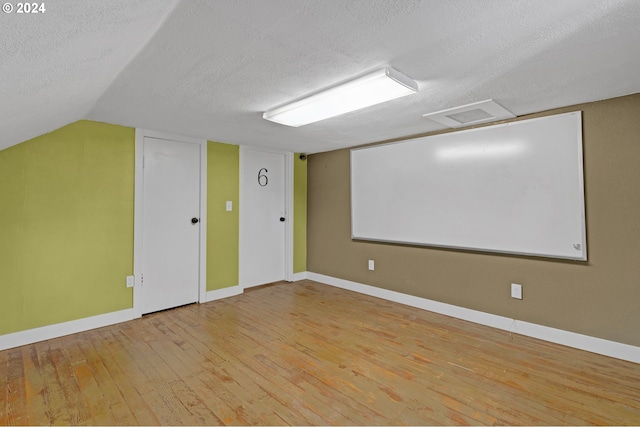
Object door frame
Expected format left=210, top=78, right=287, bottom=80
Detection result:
left=239, top=146, right=294, bottom=288
left=133, top=129, right=208, bottom=318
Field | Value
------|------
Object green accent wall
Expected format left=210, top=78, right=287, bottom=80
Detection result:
left=1, top=124, right=308, bottom=336
left=206, top=142, right=239, bottom=290
left=0, top=120, right=134, bottom=335
left=294, top=154, right=307, bottom=273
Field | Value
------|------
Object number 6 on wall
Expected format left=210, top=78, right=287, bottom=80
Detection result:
left=258, top=168, right=268, bottom=187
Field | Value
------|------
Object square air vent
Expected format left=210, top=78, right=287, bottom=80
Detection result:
left=422, top=99, right=515, bottom=128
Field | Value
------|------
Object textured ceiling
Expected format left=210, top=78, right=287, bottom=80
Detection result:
left=2, top=0, right=640, bottom=153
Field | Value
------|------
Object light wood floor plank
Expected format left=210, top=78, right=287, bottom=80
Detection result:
left=6, top=348, right=28, bottom=426
left=92, top=328, right=161, bottom=425
left=48, top=345, right=91, bottom=425
left=21, top=346, right=50, bottom=425
left=75, top=334, right=136, bottom=425
left=2, top=280, right=640, bottom=425
left=0, top=349, right=8, bottom=425
left=33, top=341, right=72, bottom=425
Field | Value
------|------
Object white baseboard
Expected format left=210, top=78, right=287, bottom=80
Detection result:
left=307, top=272, right=640, bottom=364
left=0, top=309, right=135, bottom=351
left=292, top=271, right=308, bottom=281
left=6, top=275, right=637, bottom=364
left=205, top=285, right=243, bottom=302
left=514, top=320, right=640, bottom=364
left=1, top=286, right=245, bottom=351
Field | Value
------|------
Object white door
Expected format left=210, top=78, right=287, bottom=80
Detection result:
left=241, top=148, right=287, bottom=288
left=141, top=137, right=201, bottom=314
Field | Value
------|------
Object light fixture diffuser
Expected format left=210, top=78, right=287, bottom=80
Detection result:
left=422, top=99, right=515, bottom=128
left=263, top=67, right=418, bottom=127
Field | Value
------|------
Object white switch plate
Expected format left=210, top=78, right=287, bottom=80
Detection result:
left=126, top=275, right=135, bottom=288
left=511, top=283, right=523, bottom=299
left=226, top=201, right=232, bottom=211
left=368, top=260, right=375, bottom=271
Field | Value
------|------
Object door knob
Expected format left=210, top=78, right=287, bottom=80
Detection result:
left=191, top=218, right=199, bottom=224
left=280, top=217, right=285, bottom=222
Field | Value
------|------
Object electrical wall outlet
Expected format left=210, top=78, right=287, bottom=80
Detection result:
left=511, top=283, right=523, bottom=300
left=226, top=201, right=232, bottom=211
left=126, top=275, right=135, bottom=288
left=368, top=260, right=375, bottom=271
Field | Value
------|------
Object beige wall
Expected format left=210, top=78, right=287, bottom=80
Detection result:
left=308, top=93, right=640, bottom=347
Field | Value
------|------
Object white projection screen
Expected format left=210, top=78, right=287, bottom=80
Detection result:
left=350, top=111, right=587, bottom=260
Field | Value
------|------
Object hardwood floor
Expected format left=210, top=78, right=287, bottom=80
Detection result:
left=1, top=280, right=640, bottom=425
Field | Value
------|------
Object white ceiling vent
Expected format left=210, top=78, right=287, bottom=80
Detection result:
left=422, top=99, right=515, bottom=128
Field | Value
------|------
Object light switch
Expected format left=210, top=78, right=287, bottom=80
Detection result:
left=226, top=201, right=232, bottom=211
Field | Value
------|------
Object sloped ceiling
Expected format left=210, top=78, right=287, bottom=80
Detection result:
left=2, top=0, right=640, bottom=153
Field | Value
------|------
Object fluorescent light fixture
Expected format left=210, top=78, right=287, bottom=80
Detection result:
left=263, top=67, right=418, bottom=127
